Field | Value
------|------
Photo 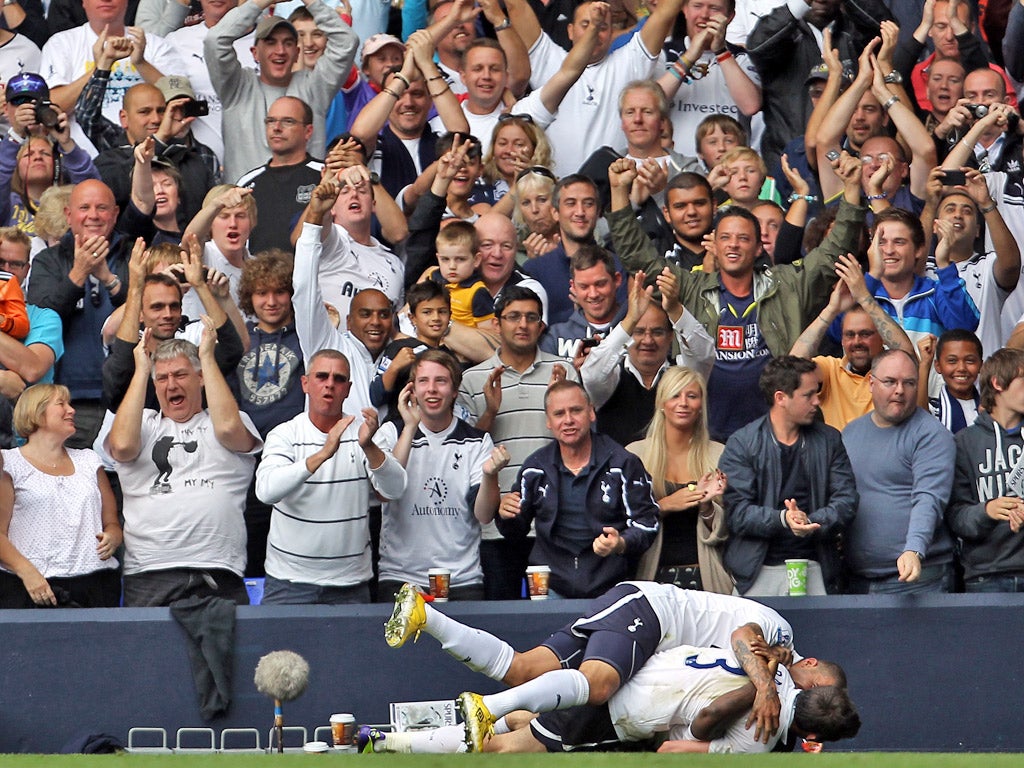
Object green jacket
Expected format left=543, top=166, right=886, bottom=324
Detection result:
left=607, top=198, right=867, bottom=357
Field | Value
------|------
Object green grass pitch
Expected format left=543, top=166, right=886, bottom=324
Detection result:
left=4, top=754, right=1024, bottom=766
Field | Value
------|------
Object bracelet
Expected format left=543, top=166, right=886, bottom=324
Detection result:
left=881, top=94, right=899, bottom=112
left=678, top=55, right=693, bottom=71
left=700, top=510, right=715, bottom=521
left=716, top=50, right=733, bottom=63
left=105, top=275, right=121, bottom=291
left=382, top=88, right=400, bottom=99
left=788, top=193, right=818, bottom=203
left=390, top=71, right=411, bottom=88
left=668, top=66, right=683, bottom=81
left=5, top=127, right=25, bottom=145
left=866, top=192, right=887, bottom=200
left=428, top=86, right=450, bottom=98
left=979, top=202, right=997, bottom=214
left=427, top=74, right=446, bottom=81
left=493, top=17, right=512, bottom=31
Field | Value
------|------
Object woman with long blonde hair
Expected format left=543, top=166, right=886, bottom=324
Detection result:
left=627, top=366, right=732, bottom=593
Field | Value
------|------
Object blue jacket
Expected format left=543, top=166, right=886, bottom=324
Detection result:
left=720, top=416, right=858, bottom=594
left=865, top=267, right=979, bottom=338
left=497, top=432, right=660, bottom=598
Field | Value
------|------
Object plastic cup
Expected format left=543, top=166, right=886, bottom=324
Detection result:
left=526, top=565, right=551, bottom=600
left=303, top=740, right=330, bottom=754
left=330, top=713, right=356, bottom=747
left=786, top=559, right=809, bottom=596
left=428, top=568, right=450, bottom=601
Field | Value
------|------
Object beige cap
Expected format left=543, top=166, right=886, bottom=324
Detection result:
left=155, top=75, right=196, bottom=102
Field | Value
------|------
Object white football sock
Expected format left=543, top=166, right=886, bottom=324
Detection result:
left=493, top=716, right=511, bottom=735
left=482, top=668, right=589, bottom=719
left=424, top=603, right=515, bottom=680
left=407, top=726, right=468, bottom=754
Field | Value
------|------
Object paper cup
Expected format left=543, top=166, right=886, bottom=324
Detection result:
left=303, top=740, right=330, bottom=754
left=428, top=568, right=451, bottom=601
left=785, top=559, right=809, bottom=596
left=526, top=565, right=551, bottom=600
left=330, top=713, right=356, bottom=747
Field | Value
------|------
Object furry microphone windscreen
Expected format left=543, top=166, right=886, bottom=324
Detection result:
left=254, top=650, right=310, bottom=702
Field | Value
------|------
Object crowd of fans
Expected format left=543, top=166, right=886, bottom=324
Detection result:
left=1, top=0, right=1024, bottom=607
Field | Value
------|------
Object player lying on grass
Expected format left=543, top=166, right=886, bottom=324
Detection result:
left=384, top=580, right=802, bottom=749
left=360, top=644, right=860, bottom=753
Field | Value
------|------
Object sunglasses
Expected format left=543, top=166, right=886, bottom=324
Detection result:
left=498, top=113, right=535, bottom=124
left=515, top=165, right=557, bottom=183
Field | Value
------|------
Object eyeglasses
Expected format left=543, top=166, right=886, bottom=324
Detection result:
left=873, top=377, right=917, bottom=389
left=264, top=117, right=305, bottom=127
left=498, top=113, right=535, bottom=125
left=499, top=311, right=542, bottom=324
left=0, top=258, right=28, bottom=270
left=515, top=165, right=557, bottom=183
left=841, top=330, right=877, bottom=340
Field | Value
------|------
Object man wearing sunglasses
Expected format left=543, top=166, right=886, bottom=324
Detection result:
left=255, top=348, right=407, bottom=604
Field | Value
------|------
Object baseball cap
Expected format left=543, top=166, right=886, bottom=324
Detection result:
left=361, top=33, right=405, bottom=63
left=155, top=75, right=197, bottom=102
left=6, top=72, right=49, bottom=105
left=254, top=16, right=297, bottom=41
left=805, top=62, right=829, bottom=87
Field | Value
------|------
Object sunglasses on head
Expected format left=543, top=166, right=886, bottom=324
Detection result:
left=515, top=165, right=557, bottom=183
left=497, top=113, right=535, bottom=125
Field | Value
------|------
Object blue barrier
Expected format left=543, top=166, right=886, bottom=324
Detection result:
left=0, top=594, right=1021, bottom=753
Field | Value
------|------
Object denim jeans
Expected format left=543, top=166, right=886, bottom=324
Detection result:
left=261, top=575, right=370, bottom=605
left=847, top=562, right=953, bottom=595
left=965, top=573, right=1024, bottom=593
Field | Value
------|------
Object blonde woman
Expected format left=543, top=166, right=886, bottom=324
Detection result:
left=0, top=384, right=121, bottom=607
left=627, top=366, right=732, bottom=593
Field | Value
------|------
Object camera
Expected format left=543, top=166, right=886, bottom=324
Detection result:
left=31, top=100, right=59, bottom=129
left=966, top=103, right=990, bottom=119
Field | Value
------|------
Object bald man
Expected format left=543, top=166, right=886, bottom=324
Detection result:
left=89, top=82, right=221, bottom=225
left=28, top=178, right=155, bottom=447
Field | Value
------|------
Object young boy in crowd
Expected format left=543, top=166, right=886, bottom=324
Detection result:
left=425, top=221, right=494, bottom=328
left=919, top=328, right=983, bottom=433
left=712, top=146, right=782, bottom=210
left=372, top=281, right=461, bottom=423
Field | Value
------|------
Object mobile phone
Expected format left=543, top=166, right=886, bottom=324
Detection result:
left=579, top=338, right=600, bottom=350
left=942, top=169, right=967, bottom=186
left=182, top=99, right=209, bottom=118
left=176, top=267, right=210, bottom=283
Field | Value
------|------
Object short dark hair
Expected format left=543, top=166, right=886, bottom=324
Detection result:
left=435, top=132, right=482, bottom=161
left=936, top=328, right=983, bottom=360
left=666, top=171, right=713, bottom=198
left=874, top=207, right=925, bottom=249
left=570, top=243, right=616, bottom=278
left=411, top=348, right=463, bottom=391
left=714, top=205, right=762, bottom=243
left=143, top=271, right=183, bottom=300
left=494, top=284, right=542, bottom=317
left=759, top=355, right=818, bottom=404
left=406, top=280, right=450, bottom=313
left=979, top=347, right=1024, bottom=412
left=793, top=686, right=862, bottom=742
left=553, top=174, right=601, bottom=214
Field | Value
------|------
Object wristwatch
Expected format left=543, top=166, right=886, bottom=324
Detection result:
left=883, top=70, right=903, bottom=85
left=493, top=17, right=512, bottom=31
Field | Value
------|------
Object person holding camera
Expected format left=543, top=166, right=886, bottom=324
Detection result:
left=78, top=69, right=221, bottom=228
left=0, top=72, right=100, bottom=236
